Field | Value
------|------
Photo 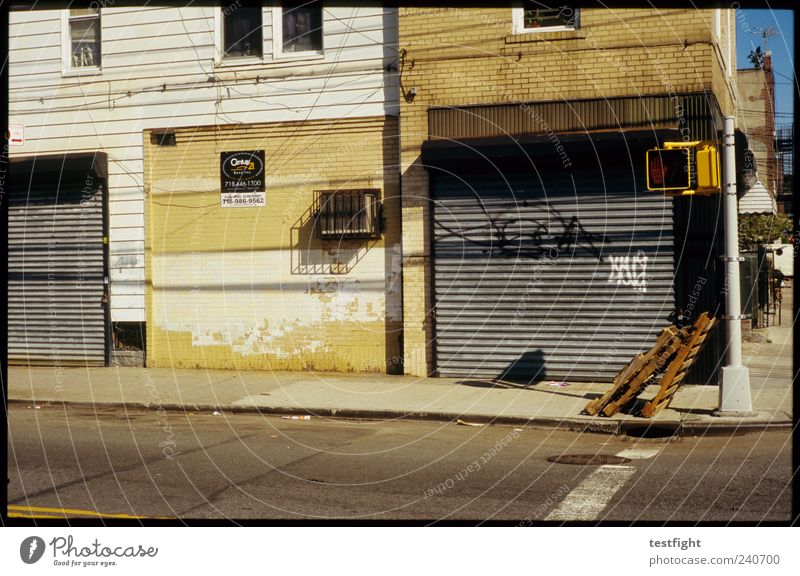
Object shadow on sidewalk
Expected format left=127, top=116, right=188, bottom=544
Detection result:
left=455, top=349, right=547, bottom=391
left=457, top=378, right=605, bottom=402
left=454, top=349, right=606, bottom=401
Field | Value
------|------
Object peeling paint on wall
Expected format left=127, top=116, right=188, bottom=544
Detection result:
left=145, top=116, right=402, bottom=372
left=148, top=319, right=388, bottom=372
left=189, top=320, right=325, bottom=359
left=152, top=248, right=394, bottom=364
left=307, top=277, right=365, bottom=320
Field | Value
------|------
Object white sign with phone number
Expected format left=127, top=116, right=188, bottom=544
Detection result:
left=221, top=192, right=266, bottom=208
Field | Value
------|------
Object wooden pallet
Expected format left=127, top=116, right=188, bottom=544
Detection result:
left=584, top=325, right=689, bottom=417
left=640, top=312, right=718, bottom=418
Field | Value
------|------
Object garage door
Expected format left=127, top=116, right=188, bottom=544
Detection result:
left=431, top=169, right=674, bottom=382
left=8, top=166, right=108, bottom=366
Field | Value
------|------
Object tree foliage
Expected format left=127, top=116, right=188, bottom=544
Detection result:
left=738, top=213, right=792, bottom=251
left=748, top=46, right=764, bottom=69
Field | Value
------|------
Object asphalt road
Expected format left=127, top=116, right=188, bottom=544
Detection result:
left=6, top=405, right=792, bottom=522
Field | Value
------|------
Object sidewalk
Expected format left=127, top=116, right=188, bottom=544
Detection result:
left=6, top=301, right=793, bottom=436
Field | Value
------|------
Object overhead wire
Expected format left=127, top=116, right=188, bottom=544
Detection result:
left=12, top=4, right=395, bottom=209
left=264, top=4, right=359, bottom=165
left=152, top=3, right=386, bottom=208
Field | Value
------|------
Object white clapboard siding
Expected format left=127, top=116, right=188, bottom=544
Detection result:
left=109, top=226, right=145, bottom=244
left=12, top=68, right=388, bottom=115
left=9, top=45, right=66, bottom=64
left=9, top=58, right=63, bottom=77
left=111, top=213, right=145, bottom=230
left=109, top=240, right=145, bottom=255
left=11, top=62, right=394, bottom=106
left=9, top=5, right=399, bottom=322
left=110, top=279, right=147, bottom=294
left=110, top=266, right=146, bottom=283
left=104, top=11, right=217, bottom=34
left=111, top=282, right=146, bottom=297
left=8, top=8, right=60, bottom=23
left=105, top=189, right=145, bottom=203
left=8, top=31, right=61, bottom=50
left=14, top=93, right=392, bottom=140
left=110, top=199, right=145, bottom=216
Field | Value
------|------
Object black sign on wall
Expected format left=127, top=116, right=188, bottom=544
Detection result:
left=220, top=150, right=265, bottom=193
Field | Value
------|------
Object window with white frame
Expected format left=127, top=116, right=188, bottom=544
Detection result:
left=67, top=7, right=101, bottom=68
left=275, top=1, right=323, bottom=56
left=513, top=2, right=578, bottom=34
left=222, top=1, right=263, bottom=59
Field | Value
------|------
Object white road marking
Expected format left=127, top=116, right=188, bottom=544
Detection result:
left=545, top=446, right=662, bottom=521
left=616, top=447, right=662, bottom=460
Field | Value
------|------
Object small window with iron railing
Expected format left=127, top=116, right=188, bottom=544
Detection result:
left=315, top=189, right=382, bottom=241
left=513, top=3, right=578, bottom=34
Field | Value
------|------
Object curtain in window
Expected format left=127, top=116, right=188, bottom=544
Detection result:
left=282, top=2, right=322, bottom=52
left=70, top=18, right=100, bottom=67
left=224, top=4, right=262, bottom=58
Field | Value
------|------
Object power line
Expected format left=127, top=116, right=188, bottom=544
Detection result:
left=9, top=63, right=394, bottom=114
left=773, top=70, right=796, bottom=83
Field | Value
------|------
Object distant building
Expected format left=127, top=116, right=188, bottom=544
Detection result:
left=736, top=51, right=778, bottom=201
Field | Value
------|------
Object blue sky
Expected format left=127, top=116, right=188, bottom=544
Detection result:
left=735, top=8, right=795, bottom=122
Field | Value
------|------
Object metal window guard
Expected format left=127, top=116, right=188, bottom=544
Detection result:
left=315, top=189, right=383, bottom=241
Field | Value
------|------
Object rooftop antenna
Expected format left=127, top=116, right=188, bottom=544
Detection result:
left=753, top=25, right=780, bottom=54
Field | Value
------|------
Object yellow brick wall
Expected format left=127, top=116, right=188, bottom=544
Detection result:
left=398, top=7, right=734, bottom=376
left=143, top=115, right=402, bottom=372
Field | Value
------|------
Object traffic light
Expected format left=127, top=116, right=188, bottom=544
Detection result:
left=646, top=141, right=721, bottom=196
left=646, top=148, right=692, bottom=191
left=695, top=145, right=720, bottom=191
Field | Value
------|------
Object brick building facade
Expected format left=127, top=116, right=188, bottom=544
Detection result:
left=397, top=6, right=738, bottom=381
left=10, top=5, right=741, bottom=381
left=736, top=51, right=777, bottom=197
left=144, top=116, right=402, bottom=371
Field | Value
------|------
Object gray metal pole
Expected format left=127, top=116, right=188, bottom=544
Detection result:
left=717, top=115, right=753, bottom=414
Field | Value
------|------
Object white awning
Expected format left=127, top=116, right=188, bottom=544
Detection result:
left=739, top=180, right=777, bottom=215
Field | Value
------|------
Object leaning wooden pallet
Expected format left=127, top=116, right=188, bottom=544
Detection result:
left=584, top=325, right=688, bottom=417
left=640, top=312, right=718, bottom=418
left=600, top=327, right=689, bottom=416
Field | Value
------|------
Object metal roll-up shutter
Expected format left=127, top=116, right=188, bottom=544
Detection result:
left=432, top=169, right=674, bottom=382
left=9, top=180, right=107, bottom=366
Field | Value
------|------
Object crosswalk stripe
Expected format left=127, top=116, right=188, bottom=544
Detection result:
left=545, top=446, right=662, bottom=521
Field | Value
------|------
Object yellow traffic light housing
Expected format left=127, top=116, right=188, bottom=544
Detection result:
left=695, top=144, right=720, bottom=191
left=646, top=148, right=692, bottom=191
left=646, top=141, right=721, bottom=196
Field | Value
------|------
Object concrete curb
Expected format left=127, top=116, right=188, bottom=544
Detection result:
left=8, top=398, right=792, bottom=436
left=678, top=420, right=794, bottom=436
